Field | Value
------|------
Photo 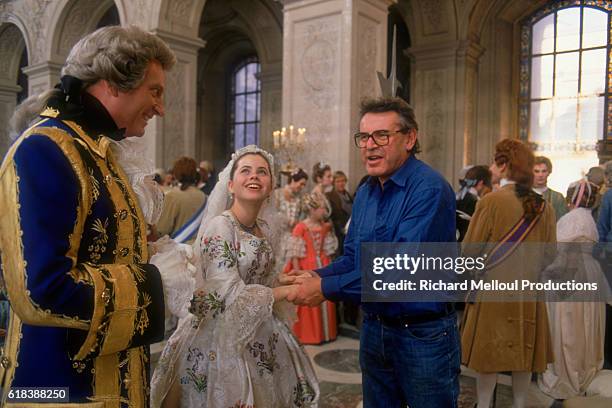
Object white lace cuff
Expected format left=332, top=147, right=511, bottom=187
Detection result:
left=323, top=232, right=338, bottom=256
left=286, top=236, right=306, bottom=259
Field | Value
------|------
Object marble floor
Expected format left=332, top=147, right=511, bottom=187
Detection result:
left=151, top=334, right=558, bottom=407
left=304, top=336, right=556, bottom=408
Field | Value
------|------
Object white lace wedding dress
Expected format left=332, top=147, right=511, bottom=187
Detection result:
left=151, top=211, right=319, bottom=407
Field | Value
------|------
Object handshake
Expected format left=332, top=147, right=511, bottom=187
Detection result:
left=273, top=269, right=326, bottom=306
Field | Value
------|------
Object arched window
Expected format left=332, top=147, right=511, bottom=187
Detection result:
left=230, top=57, right=261, bottom=150
left=520, top=1, right=611, bottom=190
left=95, top=4, right=120, bottom=29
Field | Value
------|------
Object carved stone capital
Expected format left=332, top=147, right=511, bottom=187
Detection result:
left=22, top=60, right=62, bottom=78
left=0, top=84, right=22, bottom=98
left=152, top=28, right=206, bottom=56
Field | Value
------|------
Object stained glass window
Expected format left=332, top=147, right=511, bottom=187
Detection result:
left=520, top=1, right=611, bottom=191
left=231, top=57, right=261, bottom=150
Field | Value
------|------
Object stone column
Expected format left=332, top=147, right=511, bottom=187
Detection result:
left=0, top=84, right=20, bottom=156
left=258, top=66, right=282, bottom=153
left=281, top=0, right=391, bottom=189
left=22, top=61, right=62, bottom=97
left=149, top=29, right=205, bottom=168
left=409, top=38, right=483, bottom=186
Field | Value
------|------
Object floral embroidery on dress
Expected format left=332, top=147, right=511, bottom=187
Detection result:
left=190, top=290, right=226, bottom=319
left=293, top=377, right=317, bottom=407
left=244, top=239, right=273, bottom=284
left=246, top=332, right=280, bottom=376
left=202, top=235, right=244, bottom=269
left=151, top=211, right=320, bottom=407
left=181, top=347, right=208, bottom=393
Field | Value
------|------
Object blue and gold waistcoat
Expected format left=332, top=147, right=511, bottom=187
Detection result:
left=0, top=105, right=165, bottom=407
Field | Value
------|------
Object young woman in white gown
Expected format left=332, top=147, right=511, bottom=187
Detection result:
left=538, top=180, right=612, bottom=399
left=151, top=145, right=320, bottom=408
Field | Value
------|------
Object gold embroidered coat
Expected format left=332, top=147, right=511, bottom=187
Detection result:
left=0, top=98, right=165, bottom=407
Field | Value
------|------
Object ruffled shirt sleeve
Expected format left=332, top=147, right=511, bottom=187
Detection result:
left=286, top=223, right=307, bottom=259
left=192, top=214, right=274, bottom=351
left=323, top=228, right=338, bottom=256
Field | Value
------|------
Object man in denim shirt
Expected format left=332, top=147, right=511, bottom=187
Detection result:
left=286, top=97, right=460, bottom=407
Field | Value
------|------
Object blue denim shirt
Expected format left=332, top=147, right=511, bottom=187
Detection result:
left=316, top=155, right=456, bottom=317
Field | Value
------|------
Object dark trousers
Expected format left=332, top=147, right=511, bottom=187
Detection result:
left=359, top=313, right=461, bottom=408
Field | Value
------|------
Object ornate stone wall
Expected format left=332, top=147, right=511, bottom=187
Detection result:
left=282, top=0, right=390, bottom=189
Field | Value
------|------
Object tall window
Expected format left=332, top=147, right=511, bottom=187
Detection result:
left=231, top=57, right=261, bottom=150
left=520, top=1, right=611, bottom=191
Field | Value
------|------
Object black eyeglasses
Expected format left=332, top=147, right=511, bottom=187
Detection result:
left=353, top=129, right=409, bottom=148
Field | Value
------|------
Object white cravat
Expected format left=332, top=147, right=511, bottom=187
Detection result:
left=533, top=186, right=548, bottom=195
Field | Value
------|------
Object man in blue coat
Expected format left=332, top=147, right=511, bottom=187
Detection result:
left=0, top=26, right=175, bottom=407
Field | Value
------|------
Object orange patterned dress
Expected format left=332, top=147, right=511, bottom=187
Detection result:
left=284, top=221, right=338, bottom=344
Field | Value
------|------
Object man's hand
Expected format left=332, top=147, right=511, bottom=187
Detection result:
left=278, top=269, right=318, bottom=286
left=287, top=276, right=325, bottom=306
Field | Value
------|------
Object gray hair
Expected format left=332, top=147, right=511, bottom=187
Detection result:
left=10, top=25, right=176, bottom=135
left=359, top=97, right=421, bottom=154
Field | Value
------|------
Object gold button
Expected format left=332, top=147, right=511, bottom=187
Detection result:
left=120, top=247, right=130, bottom=257
left=1, top=356, right=10, bottom=368
left=101, top=289, right=111, bottom=304
left=119, top=209, right=128, bottom=220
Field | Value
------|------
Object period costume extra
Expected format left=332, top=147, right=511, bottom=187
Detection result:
left=284, top=221, right=338, bottom=344
left=151, top=146, right=319, bottom=408
left=0, top=76, right=165, bottom=407
left=461, top=184, right=556, bottom=373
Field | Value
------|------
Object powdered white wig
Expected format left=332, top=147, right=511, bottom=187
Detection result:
left=11, top=25, right=176, bottom=135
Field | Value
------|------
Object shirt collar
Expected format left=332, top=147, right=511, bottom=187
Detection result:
left=41, top=76, right=126, bottom=143
left=366, top=155, right=416, bottom=189
left=386, top=154, right=416, bottom=188
left=533, top=186, right=548, bottom=195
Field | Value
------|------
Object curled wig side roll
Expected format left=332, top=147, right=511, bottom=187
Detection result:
left=10, top=25, right=176, bottom=136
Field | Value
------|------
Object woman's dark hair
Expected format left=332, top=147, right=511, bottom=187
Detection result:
left=312, top=162, right=331, bottom=184
left=288, top=168, right=308, bottom=183
left=464, top=165, right=492, bottom=189
left=494, top=138, right=544, bottom=221
left=172, top=156, right=199, bottom=190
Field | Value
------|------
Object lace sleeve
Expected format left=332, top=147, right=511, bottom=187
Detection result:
left=149, top=236, right=196, bottom=321
left=323, top=230, right=338, bottom=256
left=286, top=235, right=306, bottom=259
left=193, top=215, right=274, bottom=351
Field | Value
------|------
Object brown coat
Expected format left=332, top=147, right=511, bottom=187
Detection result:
left=156, top=186, right=206, bottom=239
left=461, top=184, right=556, bottom=373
